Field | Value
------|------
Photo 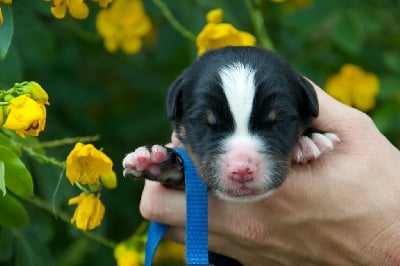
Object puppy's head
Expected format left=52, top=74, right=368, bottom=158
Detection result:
left=167, top=46, right=318, bottom=202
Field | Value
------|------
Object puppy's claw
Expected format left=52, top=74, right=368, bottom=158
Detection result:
left=123, top=168, right=143, bottom=178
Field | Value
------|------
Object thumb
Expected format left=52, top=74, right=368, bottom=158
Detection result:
left=307, top=79, right=358, bottom=134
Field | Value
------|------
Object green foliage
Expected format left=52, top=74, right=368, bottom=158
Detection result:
left=0, top=194, right=29, bottom=228
left=0, top=6, right=13, bottom=60
left=0, top=145, right=33, bottom=197
left=0, top=0, right=399, bottom=265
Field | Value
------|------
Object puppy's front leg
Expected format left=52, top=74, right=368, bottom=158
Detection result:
left=122, top=145, right=184, bottom=187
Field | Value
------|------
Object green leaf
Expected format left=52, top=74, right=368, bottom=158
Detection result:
left=383, top=51, right=400, bottom=74
left=371, top=103, right=397, bottom=134
left=0, top=45, right=22, bottom=87
left=0, top=161, right=5, bottom=196
left=14, top=227, right=53, bottom=266
left=331, top=11, right=364, bottom=54
left=15, top=230, right=35, bottom=266
left=0, top=228, right=15, bottom=261
left=0, top=132, right=21, bottom=156
left=0, top=193, right=29, bottom=228
left=377, top=76, right=400, bottom=101
left=56, top=237, right=91, bottom=266
left=0, top=146, right=33, bottom=197
left=13, top=4, right=54, bottom=64
left=0, top=6, right=14, bottom=60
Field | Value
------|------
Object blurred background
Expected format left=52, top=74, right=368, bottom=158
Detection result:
left=0, top=0, right=399, bottom=265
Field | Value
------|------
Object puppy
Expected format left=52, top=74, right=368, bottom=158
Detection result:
left=123, top=46, right=339, bottom=202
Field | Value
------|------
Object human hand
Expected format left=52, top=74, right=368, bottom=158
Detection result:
left=139, top=81, right=400, bottom=265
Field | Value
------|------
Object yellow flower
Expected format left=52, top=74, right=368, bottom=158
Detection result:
left=114, top=243, right=142, bottom=266
left=325, top=64, right=379, bottom=112
left=0, top=0, right=12, bottom=26
left=154, top=241, right=184, bottom=264
left=0, top=8, right=3, bottom=26
left=69, top=193, right=105, bottom=231
left=51, top=0, right=89, bottom=19
left=66, top=142, right=114, bottom=186
left=196, top=9, right=256, bottom=56
left=3, top=95, right=47, bottom=138
left=96, top=0, right=151, bottom=54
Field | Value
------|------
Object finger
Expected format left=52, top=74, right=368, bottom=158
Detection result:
left=164, top=225, right=241, bottom=258
left=140, top=180, right=235, bottom=229
left=164, top=226, right=185, bottom=243
left=306, top=79, right=357, bottom=133
left=171, top=131, right=184, bottom=147
left=140, top=180, right=186, bottom=226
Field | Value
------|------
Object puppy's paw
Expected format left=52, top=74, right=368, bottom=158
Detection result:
left=122, top=145, right=184, bottom=186
left=292, top=132, right=340, bottom=163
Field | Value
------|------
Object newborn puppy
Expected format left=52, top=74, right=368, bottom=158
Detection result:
left=123, top=46, right=339, bottom=202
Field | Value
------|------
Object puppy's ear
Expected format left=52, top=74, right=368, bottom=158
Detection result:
left=166, top=74, right=185, bottom=122
left=298, top=76, right=319, bottom=118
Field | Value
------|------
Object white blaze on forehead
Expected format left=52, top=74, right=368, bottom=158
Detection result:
left=219, top=63, right=256, bottom=135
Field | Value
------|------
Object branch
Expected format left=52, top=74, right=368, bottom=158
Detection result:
left=152, top=0, right=196, bottom=42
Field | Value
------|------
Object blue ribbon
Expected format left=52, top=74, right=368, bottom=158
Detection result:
left=144, top=147, right=211, bottom=266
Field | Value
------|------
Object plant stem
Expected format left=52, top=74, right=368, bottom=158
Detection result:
left=152, top=0, right=196, bottom=42
left=31, top=135, right=100, bottom=149
left=21, top=145, right=66, bottom=168
left=244, top=0, right=275, bottom=51
left=21, top=195, right=117, bottom=249
left=130, top=220, right=149, bottom=240
left=18, top=135, right=100, bottom=168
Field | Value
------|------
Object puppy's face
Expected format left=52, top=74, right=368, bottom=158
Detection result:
left=167, top=47, right=318, bottom=202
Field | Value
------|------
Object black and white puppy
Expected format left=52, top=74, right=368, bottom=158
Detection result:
left=123, top=46, right=339, bottom=202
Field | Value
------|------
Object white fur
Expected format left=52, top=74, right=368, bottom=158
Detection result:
left=216, top=63, right=275, bottom=203
left=219, top=63, right=256, bottom=136
left=218, top=63, right=266, bottom=152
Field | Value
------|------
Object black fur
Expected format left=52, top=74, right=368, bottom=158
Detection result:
left=166, top=46, right=318, bottom=190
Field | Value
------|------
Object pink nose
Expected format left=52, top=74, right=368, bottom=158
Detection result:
left=229, top=163, right=255, bottom=183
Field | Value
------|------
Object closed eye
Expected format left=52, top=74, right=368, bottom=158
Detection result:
left=206, top=109, right=217, bottom=126
left=267, top=108, right=279, bottom=122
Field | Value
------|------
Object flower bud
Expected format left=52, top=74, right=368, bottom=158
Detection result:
left=26, top=81, right=49, bottom=105
left=100, top=171, right=117, bottom=189
left=206, top=8, right=223, bottom=23
left=3, top=94, right=14, bottom=102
